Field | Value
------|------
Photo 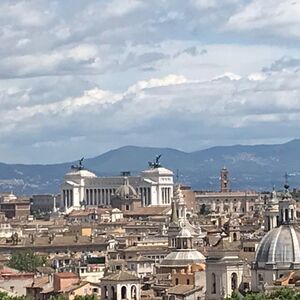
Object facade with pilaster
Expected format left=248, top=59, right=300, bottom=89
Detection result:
left=61, top=167, right=174, bottom=213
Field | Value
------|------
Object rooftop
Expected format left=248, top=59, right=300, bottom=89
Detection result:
left=102, top=270, right=140, bottom=281
left=167, top=285, right=203, bottom=296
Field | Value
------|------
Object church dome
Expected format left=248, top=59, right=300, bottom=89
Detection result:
left=255, top=225, right=300, bottom=268
left=115, top=177, right=138, bottom=198
left=160, top=249, right=205, bottom=268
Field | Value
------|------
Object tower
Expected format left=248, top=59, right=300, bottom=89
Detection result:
left=264, top=187, right=279, bottom=231
left=173, top=185, right=187, bottom=225
left=168, top=197, right=180, bottom=248
left=224, top=217, right=241, bottom=242
left=206, top=236, right=244, bottom=300
left=220, top=167, right=230, bottom=193
left=279, top=181, right=296, bottom=225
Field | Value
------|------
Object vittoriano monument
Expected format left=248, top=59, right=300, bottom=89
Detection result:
left=148, top=154, right=162, bottom=169
left=71, top=157, right=85, bottom=170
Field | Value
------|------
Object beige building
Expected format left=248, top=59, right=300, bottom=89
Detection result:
left=196, top=168, right=259, bottom=215
left=205, top=238, right=245, bottom=300
left=100, top=270, right=140, bottom=300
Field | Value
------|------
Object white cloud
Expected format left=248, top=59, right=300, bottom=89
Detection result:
left=0, top=0, right=299, bottom=162
left=226, top=0, right=300, bottom=38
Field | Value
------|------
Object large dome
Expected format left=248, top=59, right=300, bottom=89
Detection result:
left=115, top=177, right=138, bottom=198
left=255, top=225, right=300, bottom=269
left=160, top=249, right=205, bottom=268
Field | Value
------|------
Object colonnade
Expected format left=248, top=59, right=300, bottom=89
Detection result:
left=161, top=187, right=171, bottom=204
left=62, top=189, right=73, bottom=208
left=85, top=188, right=116, bottom=206
left=139, top=187, right=151, bottom=206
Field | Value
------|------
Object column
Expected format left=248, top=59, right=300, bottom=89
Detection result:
left=230, top=200, right=233, bottom=213
left=94, top=189, right=97, bottom=206
left=98, top=189, right=101, bottom=205
left=165, top=188, right=167, bottom=204
left=144, top=188, right=147, bottom=205
left=101, top=189, right=104, bottom=205
left=140, top=188, right=144, bottom=206
left=70, top=190, right=73, bottom=207
left=85, top=189, right=88, bottom=205
left=105, top=189, right=108, bottom=205
left=220, top=201, right=224, bottom=213
left=90, top=189, right=93, bottom=206
left=63, top=190, right=66, bottom=208
left=166, top=188, right=169, bottom=204
left=67, top=190, right=69, bottom=207
left=66, top=190, right=68, bottom=208
left=211, top=200, right=216, bottom=212
left=148, top=188, right=151, bottom=205
left=162, top=188, right=165, bottom=204
left=108, top=189, right=112, bottom=205
left=166, top=188, right=168, bottom=204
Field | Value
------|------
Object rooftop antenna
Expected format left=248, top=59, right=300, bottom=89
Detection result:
left=176, top=169, right=179, bottom=183
left=284, top=172, right=290, bottom=189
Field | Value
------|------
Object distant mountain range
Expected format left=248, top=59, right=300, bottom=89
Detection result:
left=1, top=139, right=300, bottom=195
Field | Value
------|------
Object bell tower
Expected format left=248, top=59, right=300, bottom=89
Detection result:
left=264, top=186, right=279, bottom=231
left=220, top=167, right=230, bottom=193
left=279, top=175, right=296, bottom=225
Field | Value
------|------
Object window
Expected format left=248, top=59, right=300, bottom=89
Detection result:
left=233, top=232, right=237, bottom=241
left=212, top=273, right=216, bottom=294
left=231, top=273, right=238, bottom=291
left=175, top=278, right=179, bottom=285
left=187, top=279, right=190, bottom=285
left=121, top=286, right=127, bottom=299
left=104, top=286, right=108, bottom=299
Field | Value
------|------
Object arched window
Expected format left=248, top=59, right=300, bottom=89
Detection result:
left=131, top=285, right=137, bottom=300
left=231, top=272, right=238, bottom=291
left=233, top=232, right=237, bottom=241
left=104, top=286, right=108, bottom=299
left=175, top=278, right=179, bottom=285
left=212, top=273, right=216, bottom=294
left=111, top=286, right=115, bottom=299
left=121, top=286, right=127, bottom=299
left=187, top=279, right=190, bottom=285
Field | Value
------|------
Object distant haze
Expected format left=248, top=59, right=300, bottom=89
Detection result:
left=1, top=139, right=300, bottom=195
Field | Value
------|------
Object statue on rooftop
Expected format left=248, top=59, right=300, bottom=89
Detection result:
left=148, top=154, right=162, bottom=169
left=71, top=157, right=85, bottom=170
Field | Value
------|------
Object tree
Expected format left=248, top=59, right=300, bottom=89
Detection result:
left=226, top=288, right=300, bottom=300
left=49, top=296, right=67, bottom=300
left=8, top=250, right=47, bottom=272
left=0, top=291, right=32, bottom=300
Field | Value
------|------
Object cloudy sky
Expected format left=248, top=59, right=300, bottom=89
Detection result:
left=1, top=0, right=300, bottom=163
